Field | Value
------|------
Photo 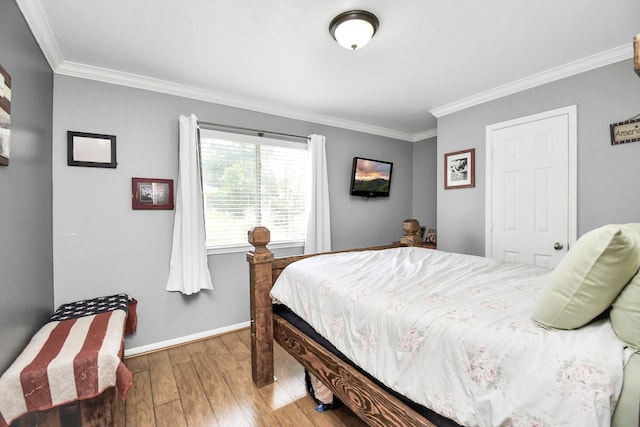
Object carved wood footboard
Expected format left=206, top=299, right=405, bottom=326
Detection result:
left=247, top=219, right=431, bottom=426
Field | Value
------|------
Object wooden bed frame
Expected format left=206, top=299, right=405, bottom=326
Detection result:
left=247, top=219, right=441, bottom=427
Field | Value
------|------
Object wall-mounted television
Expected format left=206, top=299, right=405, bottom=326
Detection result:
left=349, top=156, right=393, bottom=198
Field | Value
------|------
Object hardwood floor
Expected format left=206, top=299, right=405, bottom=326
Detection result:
left=123, top=328, right=367, bottom=427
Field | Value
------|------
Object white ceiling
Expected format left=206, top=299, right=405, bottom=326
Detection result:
left=16, top=0, right=640, bottom=141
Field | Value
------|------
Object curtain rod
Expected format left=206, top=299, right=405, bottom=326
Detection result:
left=197, top=121, right=310, bottom=141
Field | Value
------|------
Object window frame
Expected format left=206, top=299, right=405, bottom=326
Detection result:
left=199, top=129, right=308, bottom=254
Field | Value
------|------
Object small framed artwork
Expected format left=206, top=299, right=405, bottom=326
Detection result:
left=67, top=131, right=117, bottom=168
left=444, top=148, right=475, bottom=189
left=425, top=228, right=437, bottom=245
left=132, top=177, right=174, bottom=210
left=0, top=64, right=12, bottom=166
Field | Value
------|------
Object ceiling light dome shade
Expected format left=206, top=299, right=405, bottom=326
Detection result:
left=329, top=10, right=379, bottom=50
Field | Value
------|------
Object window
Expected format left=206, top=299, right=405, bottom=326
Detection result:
left=200, top=130, right=309, bottom=251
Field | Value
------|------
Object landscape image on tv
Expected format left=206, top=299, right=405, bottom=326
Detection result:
left=353, top=158, right=391, bottom=193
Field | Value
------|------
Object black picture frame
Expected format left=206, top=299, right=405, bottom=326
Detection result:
left=67, top=131, right=117, bottom=168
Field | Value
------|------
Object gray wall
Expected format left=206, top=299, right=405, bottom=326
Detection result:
left=437, top=59, right=640, bottom=255
left=0, top=1, right=54, bottom=372
left=412, top=136, right=437, bottom=232
left=52, top=75, right=421, bottom=349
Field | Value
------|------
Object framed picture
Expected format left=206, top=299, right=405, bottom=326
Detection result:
left=425, top=228, right=437, bottom=245
left=67, top=131, right=117, bottom=168
left=0, top=64, right=11, bottom=166
left=132, top=177, right=174, bottom=210
left=444, top=148, right=475, bottom=189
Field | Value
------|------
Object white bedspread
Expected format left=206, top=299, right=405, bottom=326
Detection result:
left=270, top=247, right=625, bottom=427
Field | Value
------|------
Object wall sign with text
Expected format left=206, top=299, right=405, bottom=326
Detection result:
left=610, top=117, right=640, bottom=145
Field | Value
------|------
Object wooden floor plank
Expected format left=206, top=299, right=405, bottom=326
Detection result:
left=113, top=328, right=364, bottom=427
left=125, top=371, right=155, bottom=427
left=214, top=352, right=275, bottom=424
left=125, top=354, right=149, bottom=374
left=220, top=332, right=251, bottom=362
left=10, top=327, right=365, bottom=427
left=236, top=327, right=251, bottom=347
left=154, top=401, right=187, bottom=427
left=183, top=340, right=207, bottom=355
left=202, top=336, right=230, bottom=356
left=191, top=351, right=251, bottom=426
left=269, top=401, right=316, bottom=427
left=275, top=342, right=301, bottom=369
left=167, top=345, right=190, bottom=366
left=172, top=361, right=217, bottom=427
left=147, top=350, right=180, bottom=406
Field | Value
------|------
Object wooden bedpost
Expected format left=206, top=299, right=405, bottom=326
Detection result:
left=400, top=218, right=423, bottom=246
left=247, top=226, right=275, bottom=387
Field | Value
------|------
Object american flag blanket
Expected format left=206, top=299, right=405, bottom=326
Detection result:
left=0, top=294, right=135, bottom=427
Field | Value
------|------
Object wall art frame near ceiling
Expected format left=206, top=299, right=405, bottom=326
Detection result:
left=67, top=131, right=117, bottom=168
left=444, top=148, right=475, bottom=189
left=610, top=116, right=640, bottom=145
left=0, top=64, right=12, bottom=166
left=132, top=177, right=174, bottom=210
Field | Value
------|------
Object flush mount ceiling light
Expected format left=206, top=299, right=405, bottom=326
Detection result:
left=329, top=10, right=379, bottom=50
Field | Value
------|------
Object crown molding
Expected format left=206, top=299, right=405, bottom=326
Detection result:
left=15, top=0, right=63, bottom=69
left=23, top=0, right=624, bottom=141
left=16, top=0, right=424, bottom=141
left=412, top=128, right=438, bottom=142
left=56, top=61, right=422, bottom=141
left=430, top=43, right=633, bottom=118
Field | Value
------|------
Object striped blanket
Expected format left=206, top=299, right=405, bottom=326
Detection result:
left=0, top=294, right=135, bottom=426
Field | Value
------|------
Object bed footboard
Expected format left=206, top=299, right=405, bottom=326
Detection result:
left=247, top=219, right=425, bottom=388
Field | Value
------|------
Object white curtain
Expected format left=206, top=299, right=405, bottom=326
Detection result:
left=166, top=114, right=214, bottom=295
left=304, top=134, right=331, bottom=254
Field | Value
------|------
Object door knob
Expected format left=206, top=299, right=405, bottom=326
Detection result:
left=553, top=242, right=564, bottom=250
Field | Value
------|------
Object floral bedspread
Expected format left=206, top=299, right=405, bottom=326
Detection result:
left=270, top=247, right=625, bottom=427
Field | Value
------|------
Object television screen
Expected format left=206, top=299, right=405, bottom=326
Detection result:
left=350, top=156, right=393, bottom=197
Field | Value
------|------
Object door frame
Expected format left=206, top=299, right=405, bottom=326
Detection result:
left=484, top=105, right=578, bottom=259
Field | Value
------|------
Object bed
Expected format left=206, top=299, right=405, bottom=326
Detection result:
left=0, top=293, right=137, bottom=427
left=247, top=220, right=640, bottom=426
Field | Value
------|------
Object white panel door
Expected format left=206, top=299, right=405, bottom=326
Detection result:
left=486, top=106, right=576, bottom=267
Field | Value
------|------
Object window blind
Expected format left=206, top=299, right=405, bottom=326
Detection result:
left=200, top=131, right=308, bottom=247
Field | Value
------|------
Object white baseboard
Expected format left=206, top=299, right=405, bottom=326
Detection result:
left=123, top=321, right=251, bottom=357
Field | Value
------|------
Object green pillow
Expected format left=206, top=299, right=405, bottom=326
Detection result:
left=610, top=224, right=640, bottom=349
left=611, top=272, right=640, bottom=349
left=532, top=224, right=640, bottom=330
